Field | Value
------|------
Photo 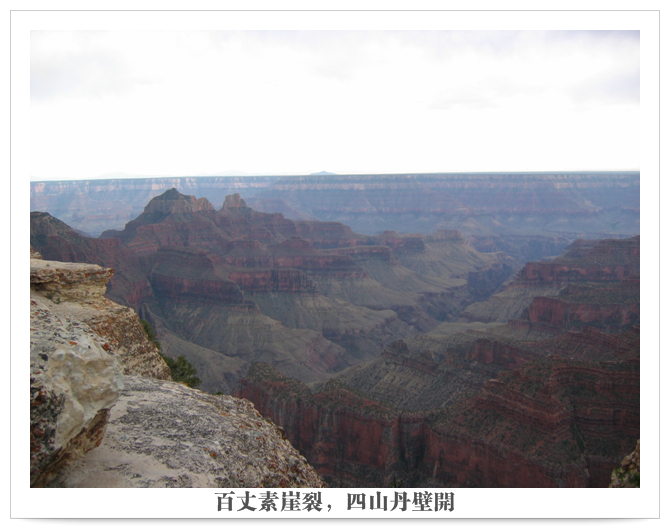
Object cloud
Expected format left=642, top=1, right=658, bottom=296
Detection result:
left=29, top=30, right=640, bottom=179
left=570, top=70, right=640, bottom=106
left=422, top=31, right=639, bottom=111
left=31, top=31, right=159, bottom=101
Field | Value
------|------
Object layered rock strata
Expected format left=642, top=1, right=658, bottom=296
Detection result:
left=237, top=325, right=639, bottom=488
left=236, top=236, right=639, bottom=488
left=30, top=257, right=172, bottom=380
left=460, top=236, right=640, bottom=328
left=31, top=190, right=514, bottom=392
left=247, top=172, right=640, bottom=237
left=31, top=255, right=325, bottom=488
left=31, top=172, right=639, bottom=242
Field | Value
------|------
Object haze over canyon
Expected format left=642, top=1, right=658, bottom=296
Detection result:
left=29, top=171, right=640, bottom=488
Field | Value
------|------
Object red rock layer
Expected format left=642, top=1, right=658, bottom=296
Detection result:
left=227, top=269, right=317, bottom=293
left=237, top=325, right=639, bottom=488
left=466, top=338, right=540, bottom=369
left=518, top=262, right=638, bottom=282
left=371, top=232, right=426, bottom=253
left=149, top=273, right=246, bottom=305
left=517, top=237, right=640, bottom=283
left=513, top=296, right=640, bottom=334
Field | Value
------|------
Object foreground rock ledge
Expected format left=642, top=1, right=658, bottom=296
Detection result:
left=47, top=376, right=326, bottom=488
left=31, top=254, right=324, bottom=488
left=30, top=259, right=126, bottom=486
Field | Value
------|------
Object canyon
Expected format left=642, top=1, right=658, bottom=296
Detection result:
left=30, top=250, right=324, bottom=488
left=31, top=172, right=639, bottom=266
left=30, top=175, right=640, bottom=488
left=31, top=189, right=515, bottom=394
left=235, top=236, right=640, bottom=487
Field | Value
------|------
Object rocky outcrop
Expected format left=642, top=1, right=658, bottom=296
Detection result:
left=222, top=192, right=247, bottom=209
left=466, top=234, right=572, bottom=264
left=251, top=172, right=640, bottom=237
left=460, top=236, right=640, bottom=327
left=30, top=293, right=122, bottom=487
left=609, top=440, right=640, bottom=488
left=31, top=255, right=326, bottom=488
left=31, top=176, right=281, bottom=238
left=515, top=295, right=640, bottom=334
left=30, top=255, right=170, bottom=486
left=31, top=172, right=639, bottom=238
left=517, top=237, right=640, bottom=283
left=31, top=257, right=172, bottom=380
left=237, top=322, right=639, bottom=488
left=31, top=265, right=118, bottom=487
left=235, top=363, right=407, bottom=487
left=141, top=187, right=215, bottom=216
left=47, top=376, right=326, bottom=488
left=32, top=190, right=518, bottom=392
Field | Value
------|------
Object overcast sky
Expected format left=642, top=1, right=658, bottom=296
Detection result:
left=30, top=30, right=640, bottom=180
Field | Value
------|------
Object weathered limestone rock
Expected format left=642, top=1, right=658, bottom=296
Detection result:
left=610, top=440, right=640, bottom=488
left=31, top=258, right=114, bottom=299
left=30, top=257, right=171, bottom=486
left=31, top=255, right=325, bottom=488
left=47, top=376, right=327, bottom=488
left=31, top=258, right=172, bottom=380
left=30, top=285, right=123, bottom=486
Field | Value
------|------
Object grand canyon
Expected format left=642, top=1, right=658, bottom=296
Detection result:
left=29, top=171, right=640, bottom=488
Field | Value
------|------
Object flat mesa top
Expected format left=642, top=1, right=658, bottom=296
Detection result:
left=30, top=171, right=640, bottom=185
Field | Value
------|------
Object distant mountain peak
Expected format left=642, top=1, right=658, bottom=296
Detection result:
left=222, top=193, right=247, bottom=209
left=310, top=171, right=337, bottom=176
left=158, top=188, right=186, bottom=200
left=144, top=188, right=214, bottom=215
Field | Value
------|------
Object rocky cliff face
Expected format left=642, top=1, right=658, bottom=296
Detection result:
left=249, top=172, right=640, bottom=238
left=235, top=235, right=639, bottom=488
left=515, top=293, right=640, bottom=334
left=31, top=189, right=515, bottom=393
left=30, top=183, right=640, bottom=488
left=517, top=236, right=640, bottom=283
left=30, top=176, right=283, bottom=237
left=466, top=234, right=572, bottom=264
left=30, top=254, right=169, bottom=486
left=237, top=324, right=639, bottom=488
left=460, top=236, right=640, bottom=327
left=451, top=353, right=639, bottom=488
left=30, top=254, right=325, bottom=488
left=31, top=172, right=639, bottom=241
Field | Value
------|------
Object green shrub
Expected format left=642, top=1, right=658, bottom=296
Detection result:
left=139, top=319, right=201, bottom=388
left=160, top=354, right=202, bottom=389
left=140, top=319, right=161, bottom=350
